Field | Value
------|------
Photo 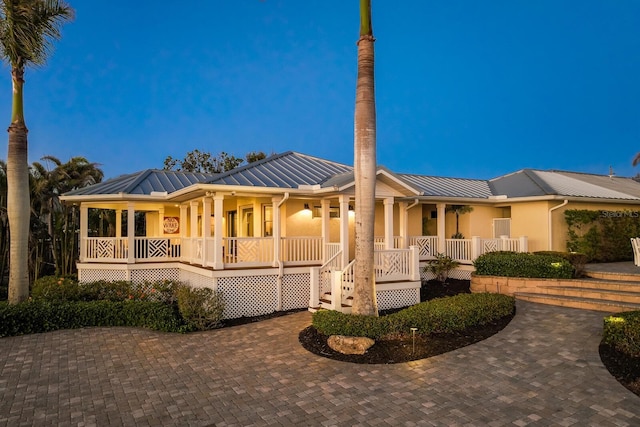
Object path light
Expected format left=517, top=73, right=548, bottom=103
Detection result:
left=411, top=328, right=418, bottom=354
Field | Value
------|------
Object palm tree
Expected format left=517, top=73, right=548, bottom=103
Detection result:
left=446, top=205, right=474, bottom=239
left=0, top=0, right=74, bottom=303
left=351, top=0, right=378, bottom=316
left=633, top=153, right=640, bottom=167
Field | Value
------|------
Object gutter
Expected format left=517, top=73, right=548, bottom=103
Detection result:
left=548, top=200, right=569, bottom=250
left=274, top=192, right=289, bottom=310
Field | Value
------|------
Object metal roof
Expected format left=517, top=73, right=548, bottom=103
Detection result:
left=489, top=169, right=640, bottom=200
left=398, top=174, right=494, bottom=198
left=206, top=151, right=352, bottom=188
left=63, top=169, right=215, bottom=196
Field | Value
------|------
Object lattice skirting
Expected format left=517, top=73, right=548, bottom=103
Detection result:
left=377, top=288, right=420, bottom=311
left=420, top=264, right=473, bottom=281
left=78, top=264, right=311, bottom=320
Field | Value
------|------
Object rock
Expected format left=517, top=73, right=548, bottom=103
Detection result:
left=327, top=335, right=375, bottom=355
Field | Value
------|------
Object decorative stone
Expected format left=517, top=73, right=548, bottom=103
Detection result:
left=327, top=335, right=375, bottom=355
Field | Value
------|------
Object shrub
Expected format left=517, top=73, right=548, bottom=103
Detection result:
left=175, top=285, right=225, bottom=330
left=312, top=293, right=515, bottom=339
left=473, top=251, right=573, bottom=279
left=0, top=300, right=188, bottom=337
left=602, top=311, right=640, bottom=358
left=31, top=276, right=81, bottom=302
left=533, top=251, right=588, bottom=278
left=423, top=253, right=460, bottom=282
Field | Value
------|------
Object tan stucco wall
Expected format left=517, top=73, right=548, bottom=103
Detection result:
left=468, top=205, right=504, bottom=238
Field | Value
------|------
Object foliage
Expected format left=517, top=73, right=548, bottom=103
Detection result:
left=163, top=149, right=267, bottom=174
left=533, top=251, right=588, bottom=277
left=312, top=293, right=515, bottom=340
left=175, top=285, right=225, bottom=330
left=473, top=251, right=574, bottom=279
left=565, top=209, right=640, bottom=262
left=446, top=205, right=473, bottom=239
left=423, top=253, right=460, bottom=282
left=602, top=311, right=640, bottom=358
left=0, top=300, right=188, bottom=337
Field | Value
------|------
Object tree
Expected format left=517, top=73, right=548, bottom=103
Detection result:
left=163, top=149, right=267, bottom=173
left=446, top=205, right=474, bottom=239
left=633, top=153, right=640, bottom=168
left=0, top=0, right=74, bottom=303
left=351, top=0, right=378, bottom=316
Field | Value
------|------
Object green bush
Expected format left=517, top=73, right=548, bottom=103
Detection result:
left=312, top=293, right=515, bottom=339
left=473, top=252, right=573, bottom=279
left=0, top=300, right=189, bottom=337
left=533, top=251, right=588, bottom=277
left=423, top=253, right=460, bottom=282
left=176, top=285, right=225, bottom=330
left=31, top=276, right=81, bottom=302
left=602, top=311, right=640, bottom=358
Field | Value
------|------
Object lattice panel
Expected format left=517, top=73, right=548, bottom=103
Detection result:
left=217, top=275, right=278, bottom=319
left=147, top=240, right=169, bottom=258
left=179, top=270, right=214, bottom=289
left=448, top=269, right=471, bottom=280
left=416, top=239, right=433, bottom=258
left=131, top=268, right=180, bottom=284
left=482, top=240, right=500, bottom=253
left=281, top=273, right=310, bottom=310
left=78, top=268, right=128, bottom=283
left=95, top=240, right=115, bottom=258
left=377, top=288, right=420, bottom=311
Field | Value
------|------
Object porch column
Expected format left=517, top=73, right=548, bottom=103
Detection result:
left=339, top=195, right=350, bottom=268
left=126, top=202, right=135, bottom=264
left=158, top=207, right=165, bottom=237
left=79, top=204, right=88, bottom=262
left=321, top=199, right=330, bottom=261
left=179, top=205, right=188, bottom=262
left=437, top=203, right=446, bottom=254
left=190, top=200, right=199, bottom=263
left=115, top=209, right=122, bottom=238
left=272, top=196, right=283, bottom=267
left=398, top=202, right=408, bottom=249
left=201, top=196, right=212, bottom=266
left=213, top=194, right=224, bottom=269
left=384, top=197, right=394, bottom=249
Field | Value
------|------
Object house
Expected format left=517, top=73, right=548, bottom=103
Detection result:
left=60, top=151, right=640, bottom=318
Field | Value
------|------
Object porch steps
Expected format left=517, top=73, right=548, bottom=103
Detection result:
left=317, top=292, right=353, bottom=314
left=514, top=274, right=640, bottom=313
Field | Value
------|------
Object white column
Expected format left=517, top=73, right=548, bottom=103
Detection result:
left=321, top=199, right=330, bottom=261
left=158, top=207, right=165, bottom=237
left=272, top=196, right=283, bottom=267
left=437, top=203, right=446, bottom=254
left=213, top=195, right=224, bottom=269
left=190, top=200, right=199, bottom=264
left=398, top=202, right=408, bottom=249
left=384, top=197, right=394, bottom=249
left=127, top=202, right=135, bottom=264
left=179, top=205, right=188, bottom=262
left=80, top=204, right=88, bottom=262
left=115, top=209, right=122, bottom=238
left=201, top=196, right=211, bottom=266
left=339, top=195, right=350, bottom=268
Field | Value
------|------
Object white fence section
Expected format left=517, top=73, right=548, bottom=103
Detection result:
left=281, top=237, right=323, bottom=264
left=446, top=239, right=472, bottom=262
left=325, top=243, right=340, bottom=262
left=409, top=236, right=438, bottom=260
left=84, top=237, right=128, bottom=262
left=134, top=237, right=181, bottom=261
left=223, top=237, right=273, bottom=266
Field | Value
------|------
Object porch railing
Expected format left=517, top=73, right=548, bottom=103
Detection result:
left=223, top=237, right=273, bottom=266
left=134, top=237, right=181, bottom=261
left=281, top=237, right=323, bottom=265
left=408, top=236, right=438, bottom=260
left=84, top=237, right=128, bottom=262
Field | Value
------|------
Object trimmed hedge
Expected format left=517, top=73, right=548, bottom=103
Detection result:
left=0, top=300, right=192, bottom=337
left=473, top=251, right=574, bottom=279
left=312, top=293, right=515, bottom=340
left=602, top=311, right=640, bottom=358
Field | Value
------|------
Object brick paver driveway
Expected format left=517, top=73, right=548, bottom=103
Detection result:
left=1, top=301, right=639, bottom=426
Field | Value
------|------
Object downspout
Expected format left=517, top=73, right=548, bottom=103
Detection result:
left=548, top=200, right=568, bottom=251
left=275, top=193, right=289, bottom=310
left=405, top=198, right=419, bottom=211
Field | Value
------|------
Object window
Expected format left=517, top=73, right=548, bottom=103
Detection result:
left=263, top=205, right=273, bottom=237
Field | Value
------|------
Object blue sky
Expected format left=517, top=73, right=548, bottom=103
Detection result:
left=1, top=1, right=639, bottom=180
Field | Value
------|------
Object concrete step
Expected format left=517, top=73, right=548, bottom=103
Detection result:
left=536, top=278, right=640, bottom=293
left=583, top=270, right=640, bottom=283
left=515, top=292, right=640, bottom=313
left=538, top=285, right=640, bottom=303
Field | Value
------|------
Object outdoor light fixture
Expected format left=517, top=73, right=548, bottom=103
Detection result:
left=304, top=203, right=310, bottom=210
left=348, top=204, right=354, bottom=211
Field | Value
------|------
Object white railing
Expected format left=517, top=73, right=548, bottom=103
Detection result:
left=374, top=236, right=403, bottom=250
left=446, top=239, right=472, bottom=263
left=133, top=237, right=181, bottom=261
left=84, top=237, right=128, bottom=262
left=281, top=237, right=323, bottom=264
left=374, top=249, right=412, bottom=282
left=223, top=237, right=273, bottom=266
left=409, top=236, right=438, bottom=260
left=480, top=237, right=520, bottom=253
left=325, top=243, right=340, bottom=262
left=309, top=250, right=344, bottom=308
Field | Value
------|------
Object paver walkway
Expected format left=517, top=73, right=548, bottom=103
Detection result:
left=0, top=300, right=639, bottom=426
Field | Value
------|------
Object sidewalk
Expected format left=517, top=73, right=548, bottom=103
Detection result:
left=0, top=300, right=638, bottom=426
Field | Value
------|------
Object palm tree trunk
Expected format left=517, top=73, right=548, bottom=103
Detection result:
left=7, top=66, right=30, bottom=303
left=352, top=0, right=378, bottom=316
